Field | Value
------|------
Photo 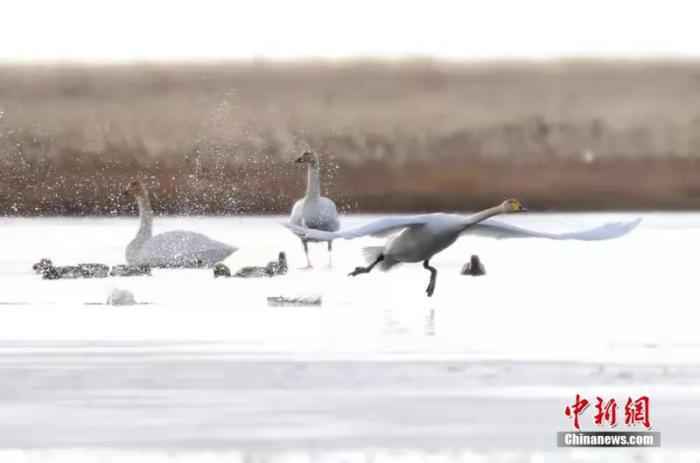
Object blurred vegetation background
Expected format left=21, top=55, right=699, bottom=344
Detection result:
left=2, top=59, right=700, bottom=215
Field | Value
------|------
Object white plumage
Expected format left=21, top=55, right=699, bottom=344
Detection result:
left=124, top=181, right=237, bottom=268
left=288, top=151, right=340, bottom=268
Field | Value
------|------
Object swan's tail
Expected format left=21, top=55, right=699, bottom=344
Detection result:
left=362, top=246, right=383, bottom=264
left=362, top=246, right=400, bottom=272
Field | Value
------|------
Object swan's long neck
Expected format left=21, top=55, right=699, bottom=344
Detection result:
left=305, top=164, right=321, bottom=199
left=461, top=205, right=506, bottom=230
left=125, top=190, right=154, bottom=265
left=134, top=194, right=154, bottom=244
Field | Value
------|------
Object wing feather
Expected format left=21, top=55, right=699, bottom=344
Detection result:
left=467, top=218, right=642, bottom=241
left=283, top=215, right=432, bottom=241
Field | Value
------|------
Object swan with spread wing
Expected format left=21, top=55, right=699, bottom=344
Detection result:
left=284, top=199, right=641, bottom=297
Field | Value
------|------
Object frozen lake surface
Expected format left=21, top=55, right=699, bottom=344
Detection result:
left=0, top=213, right=697, bottom=461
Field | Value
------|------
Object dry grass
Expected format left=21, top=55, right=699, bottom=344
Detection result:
left=3, top=59, right=700, bottom=215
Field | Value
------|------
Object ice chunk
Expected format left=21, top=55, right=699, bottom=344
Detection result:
left=267, top=295, right=322, bottom=307
left=106, top=289, right=137, bottom=306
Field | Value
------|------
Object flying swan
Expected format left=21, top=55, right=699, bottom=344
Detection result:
left=284, top=199, right=641, bottom=297
left=288, top=151, right=340, bottom=268
left=124, top=180, right=237, bottom=268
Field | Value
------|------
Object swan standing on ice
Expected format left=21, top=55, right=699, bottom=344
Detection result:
left=286, top=199, right=641, bottom=296
left=124, top=180, right=237, bottom=268
left=289, top=151, right=340, bottom=268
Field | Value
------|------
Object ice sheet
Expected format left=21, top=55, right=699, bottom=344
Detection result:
left=0, top=213, right=696, bottom=457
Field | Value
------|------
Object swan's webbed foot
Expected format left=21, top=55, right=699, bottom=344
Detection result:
left=348, top=254, right=384, bottom=277
left=298, top=264, right=314, bottom=271
left=348, top=266, right=368, bottom=277
left=425, top=279, right=436, bottom=297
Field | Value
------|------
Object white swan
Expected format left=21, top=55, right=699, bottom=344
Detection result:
left=285, top=199, right=641, bottom=296
left=124, top=180, right=237, bottom=268
left=288, top=151, right=340, bottom=268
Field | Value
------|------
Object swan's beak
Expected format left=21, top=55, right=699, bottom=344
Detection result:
left=295, top=157, right=304, bottom=163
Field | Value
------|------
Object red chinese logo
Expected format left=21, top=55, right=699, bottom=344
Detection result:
left=594, top=397, right=617, bottom=427
left=565, top=395, right=651, bottom=430
left=564, top=394, right=589, bottom=430
left=624, top=396, right=651, bottom=429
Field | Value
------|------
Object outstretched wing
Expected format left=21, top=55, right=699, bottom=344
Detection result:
left=283, top=215, right=433, bottom=241
left=467, top=217, right=642, bottom=241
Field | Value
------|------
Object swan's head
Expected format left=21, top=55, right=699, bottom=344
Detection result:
left=123, top=180, right=147, bottom=199
left=295, top=151, right=319, bottom=167
left=502, top=198, right=527, bottom=213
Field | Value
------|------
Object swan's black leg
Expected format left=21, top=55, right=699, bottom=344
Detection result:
left=423, top=259, right=438, bottom=297
left=299, top=239, right=312, bottom=269
left=349, top=254, right=384, bottom=277
left=327, top=240, right=333, bottom=268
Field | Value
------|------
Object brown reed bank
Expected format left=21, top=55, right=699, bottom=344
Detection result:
left=2, top=59, right=700, bottom=215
